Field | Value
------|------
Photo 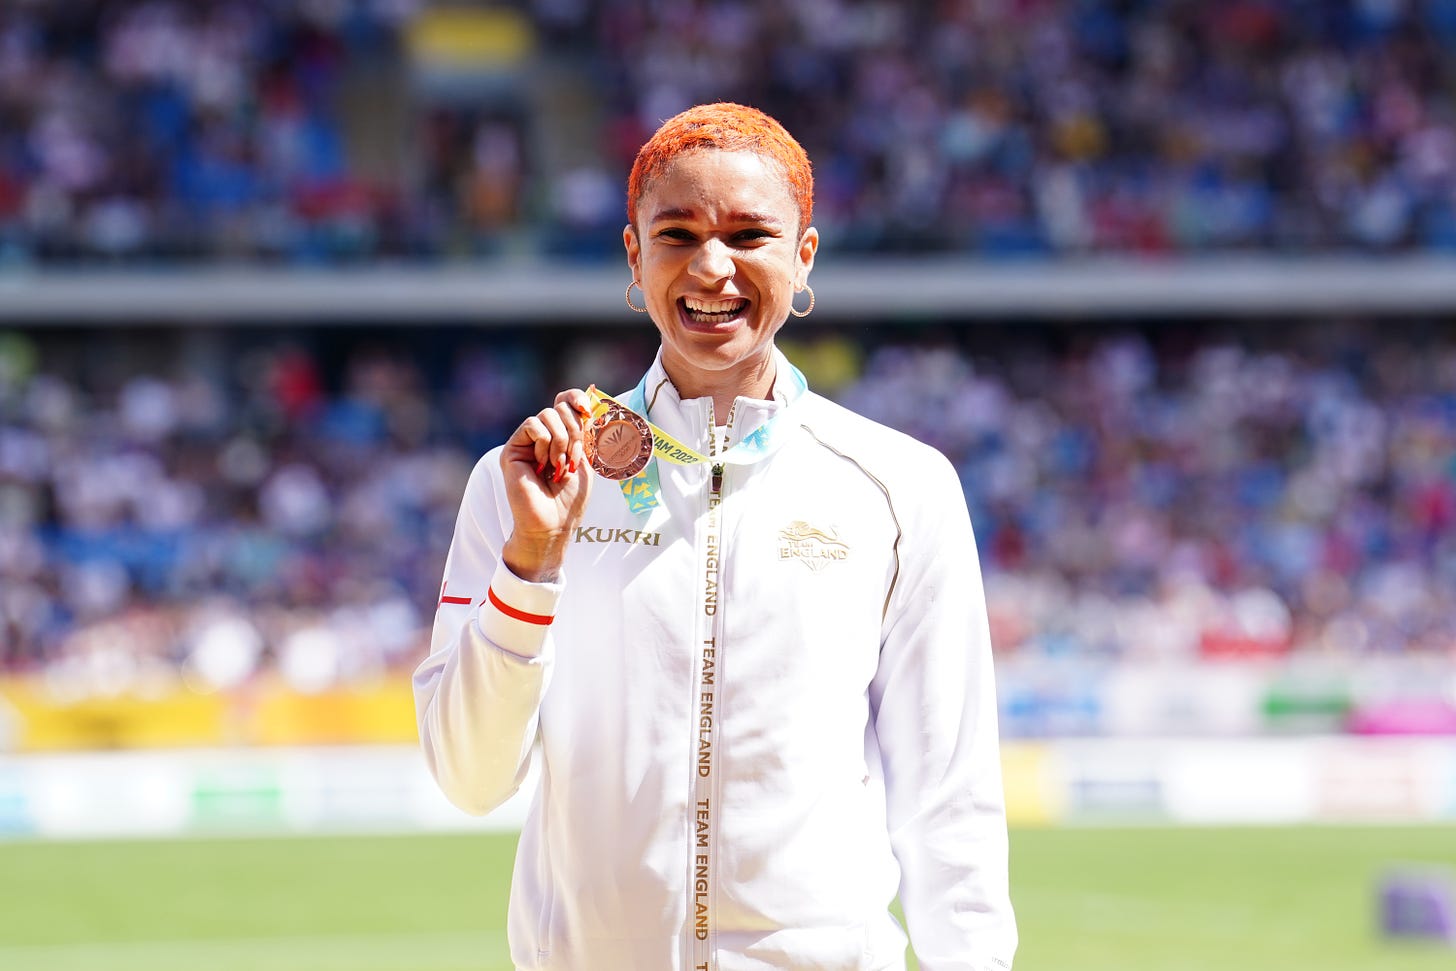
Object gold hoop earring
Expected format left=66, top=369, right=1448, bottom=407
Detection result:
left=789, top=284, right=815, bottom=318
left=625, top=281, right=649, bottom=313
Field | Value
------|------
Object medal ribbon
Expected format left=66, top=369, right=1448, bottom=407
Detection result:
left=587, top=364, right=808, bottom=513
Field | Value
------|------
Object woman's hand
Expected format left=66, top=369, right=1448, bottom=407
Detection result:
left=500, top=389, right=595, bottom=582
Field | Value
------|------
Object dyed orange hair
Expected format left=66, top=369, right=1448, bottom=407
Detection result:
left=626, top=102, right=814, bottom=231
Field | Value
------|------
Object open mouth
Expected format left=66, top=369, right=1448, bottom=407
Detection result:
left=681, top=296, right=749, bottom=324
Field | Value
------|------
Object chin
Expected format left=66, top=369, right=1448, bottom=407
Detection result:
left=683, top=341, right=774, bottom=374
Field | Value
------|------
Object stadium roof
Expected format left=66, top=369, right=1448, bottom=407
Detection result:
left=4, top=255, right=1456, bottom=324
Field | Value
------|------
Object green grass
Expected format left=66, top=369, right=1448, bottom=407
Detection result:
left=0, top=826, right=1453, bottom=970
left=1012, top=825, right=1456, bottom=971
left=0, top=832, right=513, bottom=971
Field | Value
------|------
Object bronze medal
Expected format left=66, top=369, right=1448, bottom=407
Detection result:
left=584, top=402, right=653, bottom=480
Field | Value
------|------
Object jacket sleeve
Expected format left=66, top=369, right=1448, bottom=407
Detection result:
left=869, top=450, right=1017, bottom=971
left=412, top=449, right=563, bottom=816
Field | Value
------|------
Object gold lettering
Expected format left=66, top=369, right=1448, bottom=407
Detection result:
left=703, top=524, right=720, bottom=616
left=571, top=525, right=662, bottom=546
left=697, top=673, right=714, bottom=776
left=778, top=540, right=851, bottom=563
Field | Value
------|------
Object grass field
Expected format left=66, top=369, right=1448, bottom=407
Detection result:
left=1, top=825, right=1454, bottom=970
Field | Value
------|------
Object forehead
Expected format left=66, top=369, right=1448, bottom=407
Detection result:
left=640, top=149, right=796, bottom=223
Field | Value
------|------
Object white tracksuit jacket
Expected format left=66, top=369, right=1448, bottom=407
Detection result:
left=414, top=349, right=1016, bottom=971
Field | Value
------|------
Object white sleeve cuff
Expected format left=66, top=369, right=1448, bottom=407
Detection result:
left=475, top=560, right=565, bottom=660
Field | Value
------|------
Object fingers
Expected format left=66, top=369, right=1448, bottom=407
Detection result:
left=514, top=392, right=590, bottom=482
left=555, top=387, right=593, bottom=419
left=552, top=389, right=592, bottom=477
left=513, top=414, right=555, bottom=477
left=521, top=411, right=572, bottom=481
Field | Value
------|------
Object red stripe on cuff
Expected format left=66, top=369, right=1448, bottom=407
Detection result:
left=438, top=581, right=472, bottom=606
left=487, top=586, right=554, bottom=626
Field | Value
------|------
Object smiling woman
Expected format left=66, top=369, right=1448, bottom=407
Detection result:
left=623, top=147, right=819, bottom=416
left=413, top=102, right=1018, bottom=971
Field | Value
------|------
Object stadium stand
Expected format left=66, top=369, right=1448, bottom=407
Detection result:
left=0, top=2, right=1453, bottom=737
left=2, top=320, right=1452, bottom=718
left=2, top=0, right=1456, bottom=262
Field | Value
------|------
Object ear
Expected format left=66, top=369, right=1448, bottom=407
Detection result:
left=623, top=224, right=642, bottom=280
left=795, top=226, right=819, bottom=288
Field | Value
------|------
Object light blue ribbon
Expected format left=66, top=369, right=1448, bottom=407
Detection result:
left=616, top=363, right=809, bottom=514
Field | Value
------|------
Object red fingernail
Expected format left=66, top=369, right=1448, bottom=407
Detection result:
left=536, top=461, right=546, bottom=475
left=569, top=458, right=578, bottom=473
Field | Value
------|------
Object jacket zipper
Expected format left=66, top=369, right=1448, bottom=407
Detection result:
left=690, top=404, right=732, bottom=971
left=710, top=399, right=733, bottom=490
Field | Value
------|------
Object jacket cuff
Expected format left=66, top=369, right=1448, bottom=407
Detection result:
left=476, top=560, right=564, bottom=659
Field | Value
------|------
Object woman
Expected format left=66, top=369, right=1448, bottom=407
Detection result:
left=414, top=103, right=1017, bottom=971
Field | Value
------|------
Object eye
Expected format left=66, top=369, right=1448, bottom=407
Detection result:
left=656, top=227, right=695, bottom=242
left=733, top=229, right=773, bottom=244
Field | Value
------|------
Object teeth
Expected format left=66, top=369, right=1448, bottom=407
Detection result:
left=684, top=297, right=747, bottom=315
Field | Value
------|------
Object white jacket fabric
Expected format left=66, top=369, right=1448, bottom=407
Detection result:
left=414, top=349, right=1016, bottom=971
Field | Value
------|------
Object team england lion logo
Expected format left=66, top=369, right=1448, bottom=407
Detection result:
left=777, top=521, right=850, bottom=573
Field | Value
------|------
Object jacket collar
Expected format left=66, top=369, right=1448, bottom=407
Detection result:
left=636, top=346, right=805, bottom=452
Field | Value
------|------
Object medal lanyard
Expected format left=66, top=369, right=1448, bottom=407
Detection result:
left=586, top=364, right=808, bottom=513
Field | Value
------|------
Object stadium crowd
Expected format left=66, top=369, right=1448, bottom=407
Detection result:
left=1, top=321, right=1452, bottom=709
left=840, top=325, right=1455, bottom=664
left=1, top=0, right=1453, bottom=732
left=3, top=0, right=1456, bottom=261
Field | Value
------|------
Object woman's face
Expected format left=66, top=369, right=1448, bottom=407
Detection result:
left=624, top=149, right=818, bottom=399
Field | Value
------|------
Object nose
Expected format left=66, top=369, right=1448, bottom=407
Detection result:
left=688, top=238, right=734, bottom=284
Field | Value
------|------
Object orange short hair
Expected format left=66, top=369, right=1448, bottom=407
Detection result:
left=626, top=102, right=813, bottom=231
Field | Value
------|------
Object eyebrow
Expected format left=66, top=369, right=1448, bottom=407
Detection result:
left=649, top=207, right=784, bottom=226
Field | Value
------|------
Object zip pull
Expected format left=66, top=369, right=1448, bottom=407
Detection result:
left=709, top=401, right=732, bottom=495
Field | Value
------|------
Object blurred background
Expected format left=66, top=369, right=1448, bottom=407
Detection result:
left=0, top=1, right=1454, bottom=969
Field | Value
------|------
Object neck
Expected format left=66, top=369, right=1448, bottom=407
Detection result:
left=663, top=350, right=777, bottom=421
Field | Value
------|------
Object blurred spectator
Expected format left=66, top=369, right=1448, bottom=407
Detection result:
left=1, top=319, right=1452, bottom=703
left=0, top=327, right=517, bottom=689
left=838, top=322, right=1456, bottom=668
left=2, top=1, right=1456, bottom=262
